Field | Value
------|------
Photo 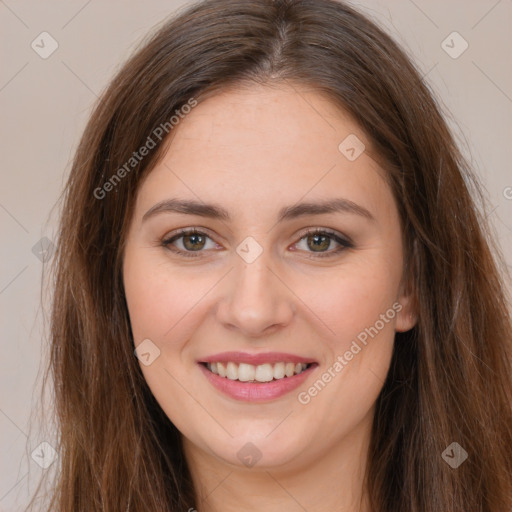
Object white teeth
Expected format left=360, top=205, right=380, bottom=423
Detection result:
left=217, top=362, right=227, bottom=377
left=273, top=362, right=285, bottom=379
left=238, top=363, right=255, bottom=382
left=206, top=361, right=310, bottom=382
left=255, top=363, right=274, bottom=382
left=226, top=362, right=238, bottom=380
left=285, top=362, right=295, bottom=377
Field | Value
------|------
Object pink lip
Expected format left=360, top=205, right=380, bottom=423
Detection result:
left=198, top=361, right=318, bottom=402
left=199, top=351, right=316, bottom=365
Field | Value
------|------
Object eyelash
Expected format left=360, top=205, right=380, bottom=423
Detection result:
left=161, top=227, right=353, bottom=259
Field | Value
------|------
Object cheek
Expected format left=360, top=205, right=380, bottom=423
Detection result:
left=299, top=261, right=401, bottom=350
left=123, top=252, right=211, bottom=344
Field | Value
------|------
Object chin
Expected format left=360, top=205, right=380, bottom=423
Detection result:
left=204, top=431, right=309, bottom=470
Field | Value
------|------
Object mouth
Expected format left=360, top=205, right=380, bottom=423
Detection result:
left=200, top=361, right=314, bottom=382
left=198, top=352, right=318, bottom=402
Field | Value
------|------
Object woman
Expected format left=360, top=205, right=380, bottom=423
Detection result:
left=29, top=0, right=512, bottom=510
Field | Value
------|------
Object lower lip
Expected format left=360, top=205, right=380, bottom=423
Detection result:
left=199, top=363, right=317, bottom=402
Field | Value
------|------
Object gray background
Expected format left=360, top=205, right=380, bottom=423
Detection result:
left=1, top=0, right=511, bottom=510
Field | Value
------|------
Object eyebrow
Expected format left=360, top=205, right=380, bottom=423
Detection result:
left=142, top=197, right=375, bottom=223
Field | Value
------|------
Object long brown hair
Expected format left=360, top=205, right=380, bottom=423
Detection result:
left=27, top=0, right=512, bottom=510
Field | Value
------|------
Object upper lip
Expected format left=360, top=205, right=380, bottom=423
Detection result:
left=199, top=351, right=316, bottom=365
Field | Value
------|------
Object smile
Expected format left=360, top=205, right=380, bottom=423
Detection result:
left=198, top=352, right=318, bottom=402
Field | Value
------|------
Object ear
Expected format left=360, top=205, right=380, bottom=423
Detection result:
left=395, top=278, right=417, bottom=332
left=395, top=238, right=418, bottom=333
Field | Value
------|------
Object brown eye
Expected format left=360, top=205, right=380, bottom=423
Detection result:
left=181, top=232, right=207, bottom=251
left=294, top=229, right=353, bottom=258
left=306, top=233, right=332, bottom=252
left=162, top=229, right=217, bottom=258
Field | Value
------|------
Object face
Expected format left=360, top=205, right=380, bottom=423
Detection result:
left=122, top=82, right=416, bottom=473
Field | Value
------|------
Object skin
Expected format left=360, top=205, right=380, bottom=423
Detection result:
left=122, top=82, right=417, bottom=512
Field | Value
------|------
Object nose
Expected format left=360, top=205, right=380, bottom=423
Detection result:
left=215, top=252, right=295, bottom=338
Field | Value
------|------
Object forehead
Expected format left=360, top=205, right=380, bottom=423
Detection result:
left=134, top=82, right=393, bottom=224
left=167, top=82, right=365, bottom=161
